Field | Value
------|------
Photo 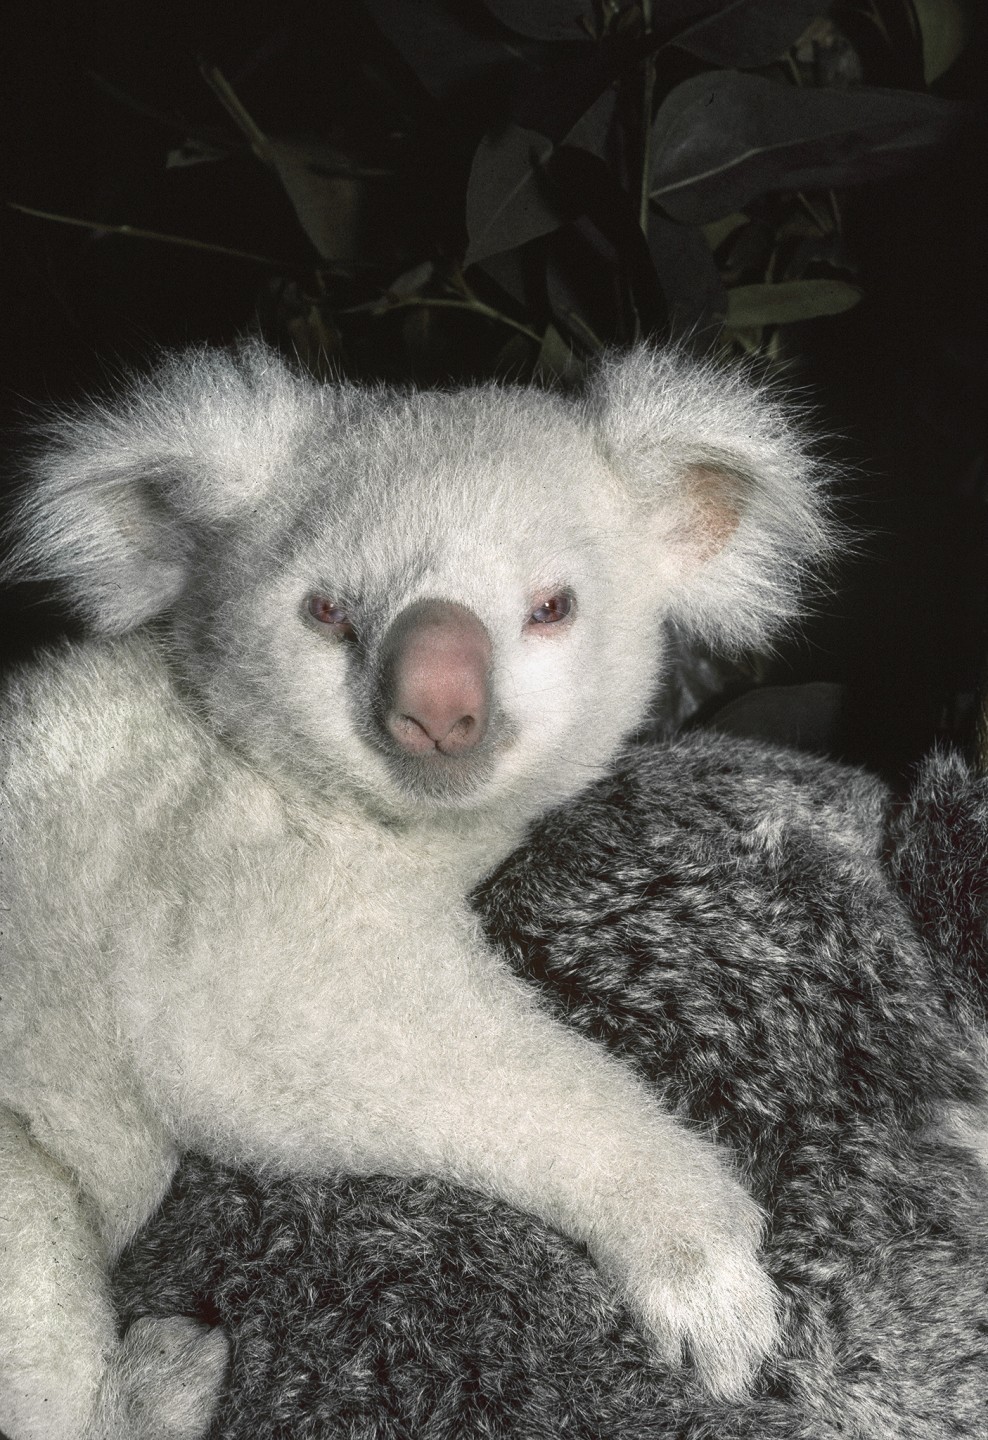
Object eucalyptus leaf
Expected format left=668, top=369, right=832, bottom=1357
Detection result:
left=725, top=278, right=862, bottom=328
left=651, top=72, right=962, bottom=225
left=474, top=248, right=530, bottom=309
left=535, top=323, right=585, bottom=382
left=911, top=0, right=972, bottom=83
left=545, top=225, right=617, bottom=350
left=644, top=0, right=755, bottom=19
left=361, top=0, right=540, bottom=101
left=492, top=332, right=536, bottom=379
left=465, top=127, right=557, bottom=267
left=269, top=140, right=361, bottom=261
left=565, top=85, right=616, bottom=153
left=480, top=0, right=592, bottom=44
left=465, top=89, right=615, bottom=266
left=165, top=139, right=228, bottom=170
left=781, top=234, right=846, bottom=283
left=702, top=212, right=748, bottom=251
left=707, top=681, right=848, bottom=752
left=672, top=0, right=826, bottom=67
left=545, top=147, right=669, bottom=338
left=647, top=212, right=726, bottom=345
left=510, top=40, right=628, bottom=142
left=384, top=261, right=436, bottom=298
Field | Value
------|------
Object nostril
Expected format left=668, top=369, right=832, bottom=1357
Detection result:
left=386, top=707, right=484, bottom=756
left=387, top=711, right=437, bottom=756
left=438, top=713, right=478, bottom=754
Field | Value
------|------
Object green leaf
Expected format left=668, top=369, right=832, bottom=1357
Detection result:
left=465, top=88, right=615, bottom=266
left=465, top=127, right=557, bottom=267
left=362, top=0, right=539, bottom=101
left=165, top=139, right=228, bottom=170
left=384, top=261, right=436, bottom=299
left=725, top=279, right=862, bottom=328
left=268, top=140, right=360, bottom=262
left=701, top=212, right=748, bottom=251
left=673, top=0, right=827, bottom=67
left=911, top=0, right=972, bottom=83
left=493, top=333, right=537, bottom=379
left=480, top=0, right=593, bottom=43
left=535, top=322, right=585, bottom=382
left=651, top=72, right=962, bottom=226
left=647, top=212, right=726, bottom=344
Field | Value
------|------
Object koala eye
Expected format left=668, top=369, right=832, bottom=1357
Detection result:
left=527, top=591, right=574, bottom=628
left=306, top=594, right=356, bottom=641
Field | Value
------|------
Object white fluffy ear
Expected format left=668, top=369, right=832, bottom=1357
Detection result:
left=588, top=346, right=833, bottom=652
left=8, top=343, right=318, bottom=634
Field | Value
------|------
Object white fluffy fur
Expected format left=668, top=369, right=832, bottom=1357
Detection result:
left=0, top=345, right=830, bottom=1438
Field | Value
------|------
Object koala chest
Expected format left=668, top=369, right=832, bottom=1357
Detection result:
left=103, top=782, right=512, bottom=1160
left=2, top=648, right=527, bottom=1175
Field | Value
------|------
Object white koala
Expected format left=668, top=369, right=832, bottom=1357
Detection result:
left=0, top=344, right=829, bottom=1439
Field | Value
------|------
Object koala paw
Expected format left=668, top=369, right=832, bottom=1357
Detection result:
left=637, top=1233, right=780, bottom=1399
left=610, top=1166, right=779, bottom=1400
left=97, top=1315, right=229, bottom=1440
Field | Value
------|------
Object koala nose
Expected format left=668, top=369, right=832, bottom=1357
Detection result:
left=380, top=599, right=491, bottom=757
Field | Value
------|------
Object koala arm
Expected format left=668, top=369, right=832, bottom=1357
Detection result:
left=120, top=838, right=777, bottom=1401
left=1, top=644, right=233, bottom=1438
left=0, top=1109, right=227, bottom=1440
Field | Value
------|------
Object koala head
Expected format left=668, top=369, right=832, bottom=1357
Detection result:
left=12, top=344, right=830, bottom=825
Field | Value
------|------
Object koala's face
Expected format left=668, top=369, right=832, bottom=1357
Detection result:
left=21, top=344, right=824, bottom=825
left=174, top=386, right=665, bottom=823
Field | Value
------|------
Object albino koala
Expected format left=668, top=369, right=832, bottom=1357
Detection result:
left=0, top=344, right=828, bottom=1439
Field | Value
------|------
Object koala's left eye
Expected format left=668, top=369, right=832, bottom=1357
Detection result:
left=527, top=592, right=574, bottom=627
left=306, top=594, right=356, bottom=641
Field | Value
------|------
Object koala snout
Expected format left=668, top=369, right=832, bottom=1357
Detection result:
left=379, top=599, right=491, bottom=757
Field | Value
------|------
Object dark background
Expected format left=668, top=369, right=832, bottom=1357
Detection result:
left=1, top=0, right=985, bottom=779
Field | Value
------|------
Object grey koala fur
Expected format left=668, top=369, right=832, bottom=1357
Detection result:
left=0, top=342, right=830, bottom=1438
left=110, top=736, right=988, bottom=1438
left=889, top=749, right=988, bottom=1027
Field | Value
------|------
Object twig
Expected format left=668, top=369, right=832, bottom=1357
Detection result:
left=552, top=307, right=606, bottom=354
left=639, top=0, right=655, bottom=237
left=198, top=63, right=274, bottom=166
left=339, top=294, right=542, bottom=344
left=8, top=201, right=291, bottom=268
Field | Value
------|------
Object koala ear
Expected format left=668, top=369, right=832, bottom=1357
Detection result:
left=588, top=346, right=833, bottom=652
left=8, top=343, right=321, bottom=634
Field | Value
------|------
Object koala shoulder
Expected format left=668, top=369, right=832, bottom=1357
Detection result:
left=520, top=731, right=891, bottom=880
left=652, top=732, right=890, bottom=851
left=3, top=638, right=186, bottom=786
left=0, top=639, right=238, bottom=864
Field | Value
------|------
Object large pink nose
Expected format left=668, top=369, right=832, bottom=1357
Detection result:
left=380, top=599, right=491, bottom=756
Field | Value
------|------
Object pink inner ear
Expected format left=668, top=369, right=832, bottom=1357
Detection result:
left=684, top=464, right=742, bottom=561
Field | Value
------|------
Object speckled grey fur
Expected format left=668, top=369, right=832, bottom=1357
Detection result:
left=112, top=733, right=988, bottom=1438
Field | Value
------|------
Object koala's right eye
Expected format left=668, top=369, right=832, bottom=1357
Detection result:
left=306, top=594, right=356, bottom=641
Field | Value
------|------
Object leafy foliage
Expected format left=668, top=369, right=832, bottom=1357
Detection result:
left=8, top=0, right=971, bottom=383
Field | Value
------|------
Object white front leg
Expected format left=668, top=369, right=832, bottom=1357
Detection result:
left=0, top=1108, right=227, bottom=1440
left=122, top=888, right=778, bottom=1399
